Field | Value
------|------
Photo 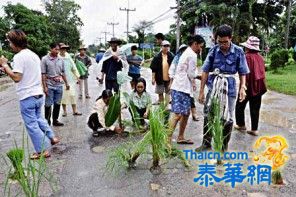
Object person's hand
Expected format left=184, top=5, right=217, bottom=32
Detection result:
left=143, top=112, right=148, bottom=119
left=114, top=126, right=124, bottom=134
left=44, top=86, right=48, bottom=96
left=66, top=84, right=70, bottom=90
left=99, top=78, right=103, bottom=84
left=198, top=91, right=205, bottom=104
left=239, top=87, right=247, bottom=102
left=152, top=78, right=156, bottom=85
left=0, top=55, right=8, bottom=66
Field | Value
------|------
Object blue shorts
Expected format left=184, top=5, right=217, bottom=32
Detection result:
left=171, top=90, right=191, bottom=115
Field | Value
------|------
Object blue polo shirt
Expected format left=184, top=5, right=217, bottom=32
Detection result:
left=202, top=43, right=250, bottom=97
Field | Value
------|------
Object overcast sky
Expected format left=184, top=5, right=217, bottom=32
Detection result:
left=0, top=0, right=177, bottom=45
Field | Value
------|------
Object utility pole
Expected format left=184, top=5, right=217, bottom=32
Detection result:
left=120, top=0, right=136, bottom=43
left=101, top=31, right=110, bottom=45
left=285, top=0, right=292, bottom=49
left=107, top=22, right=119, bottom=37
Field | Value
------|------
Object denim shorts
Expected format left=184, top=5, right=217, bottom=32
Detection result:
left=45, top=86, right=63, bottom=107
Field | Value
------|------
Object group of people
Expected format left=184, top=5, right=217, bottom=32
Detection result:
left=0, top=23, right=267, bottom=160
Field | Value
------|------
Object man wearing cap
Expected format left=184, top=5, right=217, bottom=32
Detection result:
left=196, top=25, right=250, bottom=152
left=75, top=45, right=92, bottom=99
left=99, top=37, right=124, bottom=93
left=234, top=36, right=267, bottom=136
left=41, top=43, right=70, bottom=126
left=150, top=40, right=174, bottom=104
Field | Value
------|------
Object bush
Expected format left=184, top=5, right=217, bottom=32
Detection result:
left=293, top=51, right=296, bottom=62
left=0, top=49, right=14, bottom=61
left=270, top=49, right=289, bottom=71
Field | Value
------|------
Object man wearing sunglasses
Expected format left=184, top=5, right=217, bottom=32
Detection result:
left=150, top=40, right=174, bottom=104
left=196, top=24, right=250, bottom=152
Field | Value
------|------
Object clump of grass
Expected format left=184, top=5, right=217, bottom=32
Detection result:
left=3, top=132, right=56, bottom=196
left=272, top=170, right=284, bottom=185
left=106, top=104, right=190, bottom=175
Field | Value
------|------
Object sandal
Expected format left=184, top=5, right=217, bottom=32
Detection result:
left=51, top=137, right=60, bottom=145
left=62, top=113, right=67, bottom=117
left=192, top=115, right=200, bottom=121
left=73, top=112, right=82, bottom=116
left=177, top=139, right=194, bottom=144
left=30, top=151, right=51, bottom=160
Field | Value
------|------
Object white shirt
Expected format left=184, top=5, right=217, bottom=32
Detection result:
left=92, top=98, right=115, bottom=130
left=12, top=49, right=43, bottom=101
left=171, top=47, right=198, bottom=95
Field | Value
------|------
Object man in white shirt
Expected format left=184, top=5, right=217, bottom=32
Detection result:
left=168, top=35, right=205, bottom=145
left=0, top=29, right=59, bottom=159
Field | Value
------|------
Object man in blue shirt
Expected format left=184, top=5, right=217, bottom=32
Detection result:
left=127, top=45, right=143, bottom=89
left=196, top=24, right=250, bottom=152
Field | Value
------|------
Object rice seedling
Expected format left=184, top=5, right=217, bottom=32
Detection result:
left=106, top=104, right=190, bottom=175
left=3, top=131, right=56, bottom=197
left=272, top=170, right=284, bottom=185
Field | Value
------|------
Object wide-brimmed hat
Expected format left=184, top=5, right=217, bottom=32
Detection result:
left=78, top=45, right=87, bottom=50
left=240, top=36, right=261, bottom=51
left=59, top=43, right=70, bottom=49
left=108, top=37, right=122, bottom=45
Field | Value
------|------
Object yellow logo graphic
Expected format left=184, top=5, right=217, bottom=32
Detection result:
left=253, top=135, right=289, bottom=170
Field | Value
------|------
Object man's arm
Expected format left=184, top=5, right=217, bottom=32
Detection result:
left=1, top=64, right=22, bottom=82
left=198, top=72, right=209, bottom=104
left=238, top=75, right=247, bottom=102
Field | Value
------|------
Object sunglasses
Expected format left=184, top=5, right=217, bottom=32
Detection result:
left=162, top=45, right=170, bottom=47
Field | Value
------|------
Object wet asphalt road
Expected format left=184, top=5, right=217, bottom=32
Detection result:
left=0, top=62, right=296, bottom=197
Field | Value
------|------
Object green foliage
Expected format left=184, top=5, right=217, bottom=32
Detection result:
left=3, top=3, right=52, bottom=57
left=207, top=97, right=224, bottom=152
left=6, top=148, right=24, bottom=180
left=0, top=49, right=14, bottom=61
left=105, top=93, right=121, bottom=127
left=270, top=49, right=289, bottom=70
left=106, top=104, right=190, bottom=175
left=45, top=0, right=83, bottom=50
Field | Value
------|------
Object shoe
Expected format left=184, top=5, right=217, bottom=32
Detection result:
left=51, top=137, right=60, bottom=145
left=195, top=144, right=212, bottom=152
left=86, top=95, right=91, bottom=99
left=53, top=120, right=64, bottom=126
left=73, top=112, right=82, bottom=116
left=30, top=151, right=51, bottom=160
left=234, top=125, right=246, bottom=132
left=247, top=130, right=259, bottom=136
left=62, top=113, right=67, bottom=117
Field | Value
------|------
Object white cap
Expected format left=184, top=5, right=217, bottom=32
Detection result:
left=161, top=40, right=170, bottom=46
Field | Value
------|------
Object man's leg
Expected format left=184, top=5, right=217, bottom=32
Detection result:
left=35, top=97, right=57, bottom=142
left=178, top=115, right=190, bottom=140
left=52, top=86, right=64, bottom=126
left=78, top=79, right=83, bottom=98
left=85, top=78, right=90, bottom=98
left=168, top=113, right=182, bottom=144
left=222, top=96, right=236, bottom=151
left=20, top=97, right=51, bottom=153
left=247, top=95, right=262, bottom=136
left=235, top=94, right=248, bottom=129
left=113, top=80, right=119, bottom=93
left=45, top=87, right=54, bottom=125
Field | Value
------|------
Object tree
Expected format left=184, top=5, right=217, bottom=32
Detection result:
left=44, top=0, right=83, bottom=50
left=3, top=3, right=52, bottom=57
left=132, top=20, right=153, bottom=45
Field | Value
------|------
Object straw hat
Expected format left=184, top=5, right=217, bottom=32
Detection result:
left=78, top=45, right=87, bottom=50
left=59, top=43, right=70, bottom=49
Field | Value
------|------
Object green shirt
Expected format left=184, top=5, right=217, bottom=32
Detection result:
left=130, top=91, right=151, bottom=109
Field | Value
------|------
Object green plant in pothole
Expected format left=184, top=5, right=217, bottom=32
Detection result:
left=3, top=132, right=57, bottom=197
left=272, top=170, right=284, bottom=185
left=207, top=97, right=224, bottom=165
left=106, top=103, right=190, bottom=175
